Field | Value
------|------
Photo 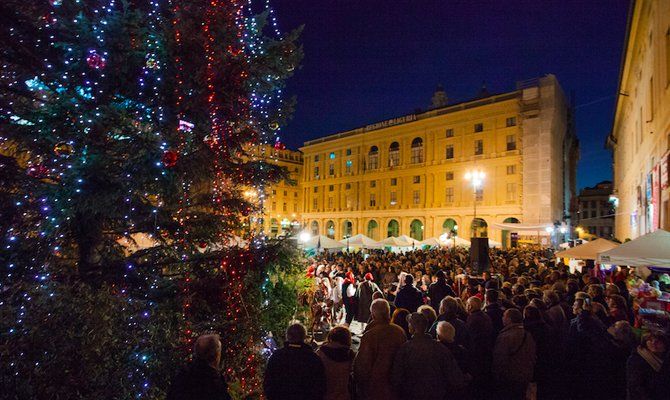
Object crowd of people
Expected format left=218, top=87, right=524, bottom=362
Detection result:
left=168, top=246, right=670, bottom=400
left=266, top=247, right=670, bottom=400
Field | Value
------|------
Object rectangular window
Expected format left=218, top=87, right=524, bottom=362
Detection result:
left=474, top=139, right=483, bottom=155
left=506, top=135, right=516, bottom=151
left=283, top=202, right=287, bottom=212
left=413, top=190, right=420, bottom=205
left=370, top=180, right=376, bottom=188
left=313, top=186, right=318, bottom=193
left=272, top=189, right=277, bottom=195
left=389, top=151, right=400, bottom=167
left=345, top=160, right=353, bottom=173
left=445, top=128, right=454, bottom=138
left=328, top=164, right=334, bottom=176
left=345, top=183, right=351, bottom=190
left=328, top=197, right=334, bottom=209
left=506, top=117, right=517, bottom=127
left=369, top=194, right=376, bottom=207
left=390, top=178, right=397, bottom=186
left=312, top=198, right=318, bottom=210
left=506, top=183, right=516, bottom=201
left=446, top=171, right=454, bottom=181
left=390, top=191, right=397, bottom=205
left=507, top=165, right=516, bottom=175
left=445, top=187, right=454, bottom=203
left=446, top=145, right=454, bottom=159
left=314, top=155, right=320, bottom=162
left=294, top=192, right=298, bottom=197
left=411, top=147, right=423, bottom=164
left=475, top=187, right=483, bottom=201
left=413, top=175, right=421, bottom=184
left=346, top=148, right=352, bottom=156
left=345, top=195, right=352, bottom=209
left=368, top=154, right=379, bottom=170
left=474, top=123, right=483, bottom=132
left=283, top=190, right=287, bottom=196
left=313, top=166, right=319, bottom=178
left=329, top=185, right=334, bottom=192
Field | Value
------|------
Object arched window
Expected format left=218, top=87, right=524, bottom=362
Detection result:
left=368, top=145, right=379, bottom=170
left=411, top=137, right=424, bottom=164
left=470, top=218, right=488, bottom=238
left=342, top=220, right=353, bottom=238
left=310, top=220, right=319, bottom=236
left=387, top=219, right=399, bottom=237
left=501, top=217, right=520, bottom=248
left=442, top=218, right=457, bottom=234
left=388, top=142, right=400, bottom=167
left=326, top=220, right=335, bottom=239
left=367, top=220, right=379, bottom=240
left=410, top=219, right=424, bottom=241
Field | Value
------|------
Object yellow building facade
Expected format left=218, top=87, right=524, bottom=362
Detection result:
left=246, top=145, right=303, bottom=237
left=300, top=75, right=577, bottom=246
left=609, top=0, right=670, bottom=240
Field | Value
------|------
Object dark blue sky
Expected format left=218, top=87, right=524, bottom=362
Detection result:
left=272, top=0, right=630, bottom=190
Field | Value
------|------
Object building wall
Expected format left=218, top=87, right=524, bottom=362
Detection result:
left=246, top=145, right=303, bottom=237
left=572, top=181, right=615, bottom=239
left=610, top=0, right=670, bottom=240
left=299, top=76, right=574, bottom=245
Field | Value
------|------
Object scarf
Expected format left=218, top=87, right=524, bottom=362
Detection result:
left=637, top=345, right=663, bottom=372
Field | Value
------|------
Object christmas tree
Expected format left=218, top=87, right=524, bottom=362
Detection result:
left=0, top=0, right=301, bottom=398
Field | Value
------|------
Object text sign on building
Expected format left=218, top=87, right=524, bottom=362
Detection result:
left=363, top=114, right=417, bottom=132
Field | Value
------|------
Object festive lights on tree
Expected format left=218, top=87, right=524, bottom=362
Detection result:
left=0, top=0, right=301, bottom=398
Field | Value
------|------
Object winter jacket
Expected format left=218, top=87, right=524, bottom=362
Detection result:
left=428, top=280, right=456, bottom=311
left=391, top=333, right=466, bottom=400
left=394, top=284, right=423, bottom=313
left=263, top=342, right=326, bottom=400
left=356, top=281, right=381, bottom=322
left=466, top=310, right=494, bottom=378
left=353, top=320, right=407, bottom=400
left=317, top=343, right=355, bottom=400
left=167, top=359, right=232, bottom=400
left=492, top=323, right=536, bottom=386
left=626, top=348, right=668, bottom=400
left=429, top=313, right=470, bottom=350
left=565, top=311, right=611, bottom=400
left=485, top=302, right=505, bottom=336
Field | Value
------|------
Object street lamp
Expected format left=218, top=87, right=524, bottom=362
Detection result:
left=465, top=169, right=485, bottom=236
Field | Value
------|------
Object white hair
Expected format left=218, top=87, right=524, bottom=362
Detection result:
left=436, top=321, right=455, bottom=343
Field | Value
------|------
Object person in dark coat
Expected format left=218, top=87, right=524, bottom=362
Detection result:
left=428, top=270, right=456, bottom=310
left=394, top=274, right=423, bottom=313
left=429, top=296, right=470, bottom=350
left=317, top=326, right=355, bottom=400
left=565, top=295, right=610, bottom=400
left=263, top=323, right=326, bottom=400
left=356, top=273, right=382, bottom=324
left=492, top=309, right=536, bottom=400
left=603, top=321, right=636, bottom=400
left=167, top=334, right=232, bottom=400
left=465, top=296, right=494, bottom=400
left=523, top=305, right=555, bottom=400
left=626, top=332, right=668, bottom=400
left=484, top=289, right=505, bottom=336
left=391, top=313, right=466, bottom=400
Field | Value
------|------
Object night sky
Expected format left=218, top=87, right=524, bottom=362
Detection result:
left=272, top=0, right=631, bottom=190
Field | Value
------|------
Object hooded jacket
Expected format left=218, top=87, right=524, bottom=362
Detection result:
left=317, top=343, right=355, bottom=400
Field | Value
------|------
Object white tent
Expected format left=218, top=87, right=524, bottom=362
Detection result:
left=444, top=236, right=471, bottom=248
left=418, top=237, right=443, bottom=247
left=597, top=230, right=670, bottom=268
left=340, top=233, right=383, bottom=249
left=303, top=235, right=346, bottom=250
left=488, top=238, right=503, bottom=248
left=555, top=238, right=619, bottom=261
left=379, top=236, right=413, bottom=247
left=398, top=235, right=422, bottom=246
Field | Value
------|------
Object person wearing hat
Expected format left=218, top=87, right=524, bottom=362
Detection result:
left=394, top=274, right=424, bottom=313
left=342, top=271, right=358, bottom=326
left=356, top=272, right=382, bottom=326
left=428, top=270, right=456, bottom=311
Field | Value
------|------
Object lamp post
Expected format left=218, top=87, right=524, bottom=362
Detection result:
left=465, top=169, right=485, bottom=237
left=344, top=234, right=350, bottom=252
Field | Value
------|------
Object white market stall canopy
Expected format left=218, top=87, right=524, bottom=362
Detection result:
left=340, top=233, right=383, bottom=249
left=597, top=230, right=670, bottom=268
left=555, top=238, right=619, bottom=261
left=379, top=236, right=413, bottom=247
left=418, top=237, right=443, bottom=247
left=444, top=236, right=471, bottom=248
left=398, top=235, right=422, bottom=246
left=488, top=238, right=503, bottom=248
left=304, top=235, right=346, bottom=250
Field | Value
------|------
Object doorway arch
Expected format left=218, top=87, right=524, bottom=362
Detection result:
left=470, top=218, right=488, bottom=238
left=501, top=217, right=520, bottom=248
left=387, top=219, right=399, bottom=237
left=367, top=220, right=379, bottom=240
left=410, top=219, right=424, bottom=241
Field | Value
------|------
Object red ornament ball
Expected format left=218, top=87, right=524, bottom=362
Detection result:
left=161, top=150, right=179, bottom=168
left=198, top=241, right=208, bottom=249
left=86, top=50, right=107, bottom=70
